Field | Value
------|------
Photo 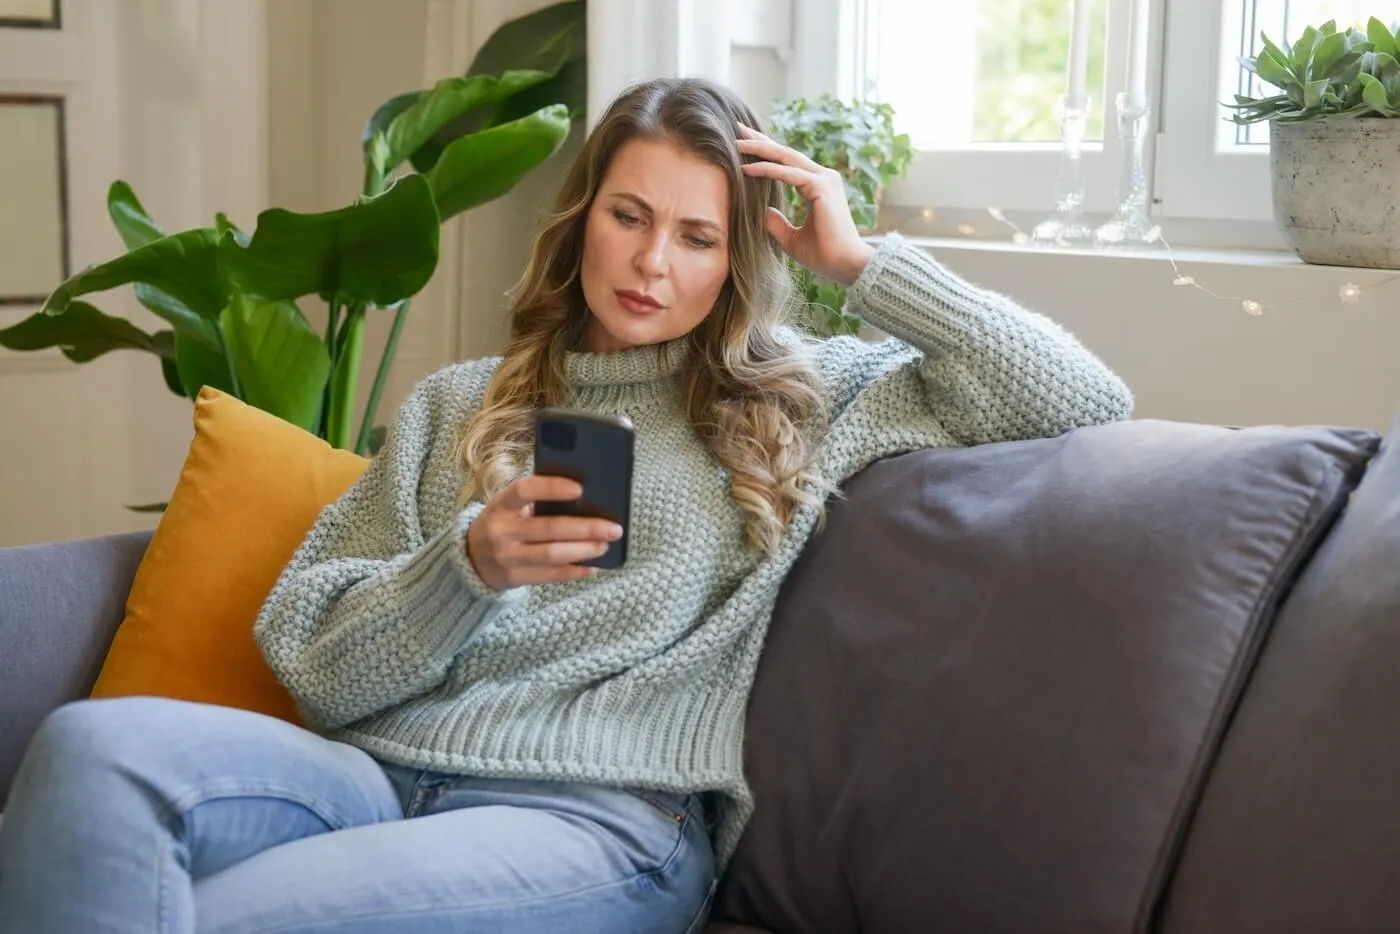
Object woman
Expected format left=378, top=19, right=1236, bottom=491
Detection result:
left=0, top=78, right=1132, bottom=933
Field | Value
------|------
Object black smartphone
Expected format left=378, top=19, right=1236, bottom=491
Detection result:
left=532, top=408, right=636, bottom=570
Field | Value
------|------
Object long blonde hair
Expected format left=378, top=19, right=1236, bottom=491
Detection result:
left=456, top=77, right=832, bottom=555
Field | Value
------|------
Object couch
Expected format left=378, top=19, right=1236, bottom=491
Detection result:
left=4, top=406, right=1400, bottom=934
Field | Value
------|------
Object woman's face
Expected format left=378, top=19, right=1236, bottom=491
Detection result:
left=579, top=137, right=733, bottom=353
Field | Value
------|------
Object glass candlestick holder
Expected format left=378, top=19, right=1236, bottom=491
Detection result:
left=1095, top=91, right=1159, bottom=247
left=1031, top=93, right=1094, bottom=245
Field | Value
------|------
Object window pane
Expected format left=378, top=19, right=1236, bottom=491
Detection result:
left=0, top=0, right=58, bottom=28
left=867, top=0, right=1109, bottom=148
left=1233, top=0, right=1400, bottom=145
left=0, top=97, right=67, bottom=303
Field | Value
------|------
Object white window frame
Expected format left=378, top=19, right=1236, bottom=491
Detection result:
left=807, top=0, right=1279, bottom=224
left=1153, top=0, right=1273, bottom=221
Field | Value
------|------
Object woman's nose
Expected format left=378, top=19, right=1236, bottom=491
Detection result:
left=634, top=235, right=668, bottom=279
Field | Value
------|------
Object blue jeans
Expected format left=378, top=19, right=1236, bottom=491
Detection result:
left=0, top=697, right=716, bottom=933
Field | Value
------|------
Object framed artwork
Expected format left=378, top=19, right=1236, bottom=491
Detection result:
left=0, top=94, right=68, bottom=306
left=0, top=0, right=61, bottom=30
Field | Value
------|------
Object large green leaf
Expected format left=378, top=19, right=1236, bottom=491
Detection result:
left=104, top=183, right=222, bottom=348
left=368, top=71, right=554, bottom=184
left=363, top=91, right=428, bottom=184
left=219, top=173, right=440, bottom=308
left=485, top=57, right=587, bottom=130
left=0, top=300, right=163, bottom=363
left=221, top=292, right=329, bottom=432
left=107, top=181, right=164, bottom=250
left=364, top=91, right=425, bottom=154
left=427, top=104, right=570, bottom=220
left=469, top=0, right=584, bottom=77
left=153, top=330, right=184, bottom=396
left=216, top=211, right=250, bottom=247
left=43, top=228, right=229, bottom=326
left=403, top=0, right=586, bottom=162
left=467, top=0, right=585, bottom=123
left=174, top=328, right=236, bottom=399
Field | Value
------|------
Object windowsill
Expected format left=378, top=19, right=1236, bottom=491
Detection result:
left=873, top=204, right=1316, bottom=266
left=881, top=233, right=1311, bottom=270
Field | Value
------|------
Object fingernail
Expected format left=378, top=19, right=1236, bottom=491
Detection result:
left=607, top=525, right=624, bottom=539
left=595, top=542, right=610, bottom=555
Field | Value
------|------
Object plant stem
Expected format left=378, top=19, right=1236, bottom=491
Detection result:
left=215, top=322, right=243, bottom=400
left=326, top=303, right=366, bottom=450
left=318, top=297, right=343, bottom=439
left=324, top=299, right=342, bottom=362
left=355, top=298, right=410, bottom=455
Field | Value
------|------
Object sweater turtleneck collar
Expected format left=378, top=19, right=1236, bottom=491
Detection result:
left=564, top=337, right=690, bottom=400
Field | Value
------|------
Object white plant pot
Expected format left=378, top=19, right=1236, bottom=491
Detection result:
left=1270, top=117, right=1400, bottom=270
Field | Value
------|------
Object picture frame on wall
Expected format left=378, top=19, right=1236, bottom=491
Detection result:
left=0, top=94, right=69, bottom=306
left=0, top=0, right=60, bottom=30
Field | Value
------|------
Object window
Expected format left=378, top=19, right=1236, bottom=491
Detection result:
left=847, top=0, right=1400, bottom=224
left=867, top=0, right=1109, bottom=147
left=1233, top=0, right=1400, bottom=145
left=859, top=0, right=1124, bottom=216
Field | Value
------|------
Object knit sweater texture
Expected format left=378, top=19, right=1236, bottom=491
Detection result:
left=254, top=233, right=1134, bottom=867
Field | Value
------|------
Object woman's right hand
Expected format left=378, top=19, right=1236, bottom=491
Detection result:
left=466, top=475, right=623, bottom=591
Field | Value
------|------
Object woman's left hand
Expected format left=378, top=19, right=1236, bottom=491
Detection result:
left=737, top=123, right=875, bottom=288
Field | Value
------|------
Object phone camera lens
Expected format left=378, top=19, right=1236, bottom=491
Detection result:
left=540, top=421, right=577, bottom=451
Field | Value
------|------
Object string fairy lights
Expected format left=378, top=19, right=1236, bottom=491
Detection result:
left=889, top=204, right=1400, bottom=317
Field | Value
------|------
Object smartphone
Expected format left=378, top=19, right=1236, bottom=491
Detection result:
left=532, top=408, right=636, bottom=570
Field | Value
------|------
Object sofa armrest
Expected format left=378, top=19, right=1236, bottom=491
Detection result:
left=0, top=530, right=152, bottom=803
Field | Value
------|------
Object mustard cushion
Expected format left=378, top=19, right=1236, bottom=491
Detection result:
left=90, top=386, right=370, bottom=724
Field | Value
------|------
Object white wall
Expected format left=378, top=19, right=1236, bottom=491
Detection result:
left=921, top=243, right=1400, bottom=432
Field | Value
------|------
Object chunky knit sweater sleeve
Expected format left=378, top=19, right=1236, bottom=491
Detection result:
left=813, top=233, right=1134, bottom=447
left=254, top=365, right=514, bottom=731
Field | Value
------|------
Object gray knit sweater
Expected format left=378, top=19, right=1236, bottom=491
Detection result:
left=254, top=233, right=1133, bottom=866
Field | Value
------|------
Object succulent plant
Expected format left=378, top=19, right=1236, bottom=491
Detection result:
left=1228, top=16, right=1400, bottom=124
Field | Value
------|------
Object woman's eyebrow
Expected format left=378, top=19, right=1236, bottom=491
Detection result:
left=610, top=192, right=723, bottom=235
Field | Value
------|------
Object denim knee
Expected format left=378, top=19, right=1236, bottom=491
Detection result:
left=23, top=696, right=179, bottom=777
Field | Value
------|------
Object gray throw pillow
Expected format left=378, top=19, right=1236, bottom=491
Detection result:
left=1159, top=405, right=1400, bottom=934
left=714, top=419, right=1379, bottom=934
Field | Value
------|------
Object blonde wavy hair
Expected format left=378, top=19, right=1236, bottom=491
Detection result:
left=456, top=77, right=834, bottom=555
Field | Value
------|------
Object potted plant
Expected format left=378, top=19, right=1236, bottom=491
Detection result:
left=0, top=1, right=584, bottom=462
left=768, top=95, right=914, bottom=337
left=1230, top=16, right=1400, bottom=269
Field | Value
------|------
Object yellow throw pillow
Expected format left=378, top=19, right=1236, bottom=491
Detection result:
left=90, top=386, right=370, bottom=724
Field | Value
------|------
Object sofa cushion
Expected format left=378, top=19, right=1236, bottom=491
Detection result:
left=88, top=387, right=368, bottom=724
left=0, top=531, right=151, bottom=804
left=1158, top=406, right=1400, bottom=934
left=713, top=419, right=1379, bottom=934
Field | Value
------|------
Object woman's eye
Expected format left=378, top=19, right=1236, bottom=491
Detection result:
left=613, top=210, right=640, bottom=226
left=687, top=236, right=716, bottom=249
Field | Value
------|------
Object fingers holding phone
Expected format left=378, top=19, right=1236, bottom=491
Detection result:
left=531, top=410, right=635, bottom=570
left=466, top=475, right=624, bottom=591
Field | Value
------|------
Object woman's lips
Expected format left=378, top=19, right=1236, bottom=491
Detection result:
left=616, top=290, right=664, bottom=315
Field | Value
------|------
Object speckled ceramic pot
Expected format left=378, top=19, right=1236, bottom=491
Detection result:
left=1270, top=117, right=1400, bottom=269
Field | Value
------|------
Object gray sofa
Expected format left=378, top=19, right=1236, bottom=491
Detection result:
left=4, top=408, right=1400, bottom=934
